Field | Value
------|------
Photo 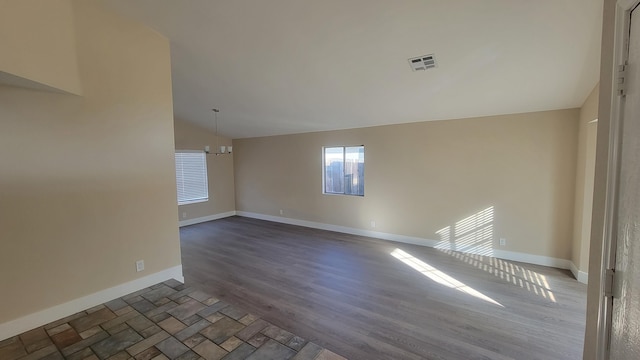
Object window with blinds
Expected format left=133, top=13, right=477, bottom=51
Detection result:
left=175, top=151, right=208, bottom=205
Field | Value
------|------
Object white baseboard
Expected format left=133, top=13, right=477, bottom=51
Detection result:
left=179, top=211, right=237, bottom=227
left=490, top=249, right=572, bottom=269
left=236, top=211, right=441, bottom=248
left=579, top=272, right=589, bottom=284
left=236, top=211, right=574, bottom=271
left=0, top=265, right=183, bottom=341
left=569, top=262, right=589, bottom=284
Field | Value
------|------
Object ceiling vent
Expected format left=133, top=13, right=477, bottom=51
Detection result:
left=408, top=54, right=437, bottom=71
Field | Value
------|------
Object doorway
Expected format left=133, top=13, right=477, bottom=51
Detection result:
left=596, top=1, right=640, bottom=359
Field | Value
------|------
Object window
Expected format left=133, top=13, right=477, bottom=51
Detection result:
left=323, top=146, right=365, bottom=196
left=175, top=151, right=208, bottom=205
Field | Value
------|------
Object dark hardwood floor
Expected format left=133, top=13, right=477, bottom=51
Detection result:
left=179, top=216, right=587, bottom=360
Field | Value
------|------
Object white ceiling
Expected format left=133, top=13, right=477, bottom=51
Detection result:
left=102, top=0, right=603, bottom=139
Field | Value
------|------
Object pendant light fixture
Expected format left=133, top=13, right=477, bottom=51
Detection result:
left=204, top=108, right=232, bottom=155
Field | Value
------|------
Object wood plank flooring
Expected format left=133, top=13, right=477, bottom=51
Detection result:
left=180, top=216, right=587, bottom=360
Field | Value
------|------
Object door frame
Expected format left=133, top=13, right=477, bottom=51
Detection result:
left=595, top=1, right=640, bottom=359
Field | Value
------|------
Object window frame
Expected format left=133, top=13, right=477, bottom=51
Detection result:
left=175, top=150, right=209, bottom=205
left=322, top=145, right=365, bottom=197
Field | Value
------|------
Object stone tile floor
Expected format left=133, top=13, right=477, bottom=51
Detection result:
left=0, top=280, right=347, bottom=360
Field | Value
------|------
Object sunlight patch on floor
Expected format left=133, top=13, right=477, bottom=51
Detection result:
left=391, top=248, right=503, bottom=307
left=435, top=250, right=557, bottom=303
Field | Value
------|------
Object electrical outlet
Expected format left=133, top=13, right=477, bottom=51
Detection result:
left=279, top=209, right=284, bottom=215
left=182, top=212, right=187, bottom=219
left=370, top=220, right=376, bottom=228
left=499, top=238, right=506, bottom=246
left=136, top=260, right=144, bottom=272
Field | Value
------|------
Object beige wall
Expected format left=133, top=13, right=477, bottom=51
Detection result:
left=0, top=0, right=181, bottom=324
left=0, top=0, right=82, bottom=95
left=572, top=85, right=599, bottom=275
left=584, top=0, right=616, bottom=357
left=174, top=119, right=236, bottom=221
left=235, top=109, right=579, bottom=260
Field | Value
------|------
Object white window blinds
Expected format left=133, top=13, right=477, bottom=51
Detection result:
left=175, top=151, right=208, bottom=205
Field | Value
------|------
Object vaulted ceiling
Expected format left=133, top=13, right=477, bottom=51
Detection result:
left=102, top=0, right=603, bottom=139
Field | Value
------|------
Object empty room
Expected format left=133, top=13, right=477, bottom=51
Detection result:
left=2, top=0, right=639, bottom=359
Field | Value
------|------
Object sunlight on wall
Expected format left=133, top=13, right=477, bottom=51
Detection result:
left=391, top=248, right=503, bottom=307
left=435, top=206, right=494, bottom=256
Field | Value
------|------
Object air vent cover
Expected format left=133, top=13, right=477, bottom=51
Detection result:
left=408, top=54, right=437, bottom=71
